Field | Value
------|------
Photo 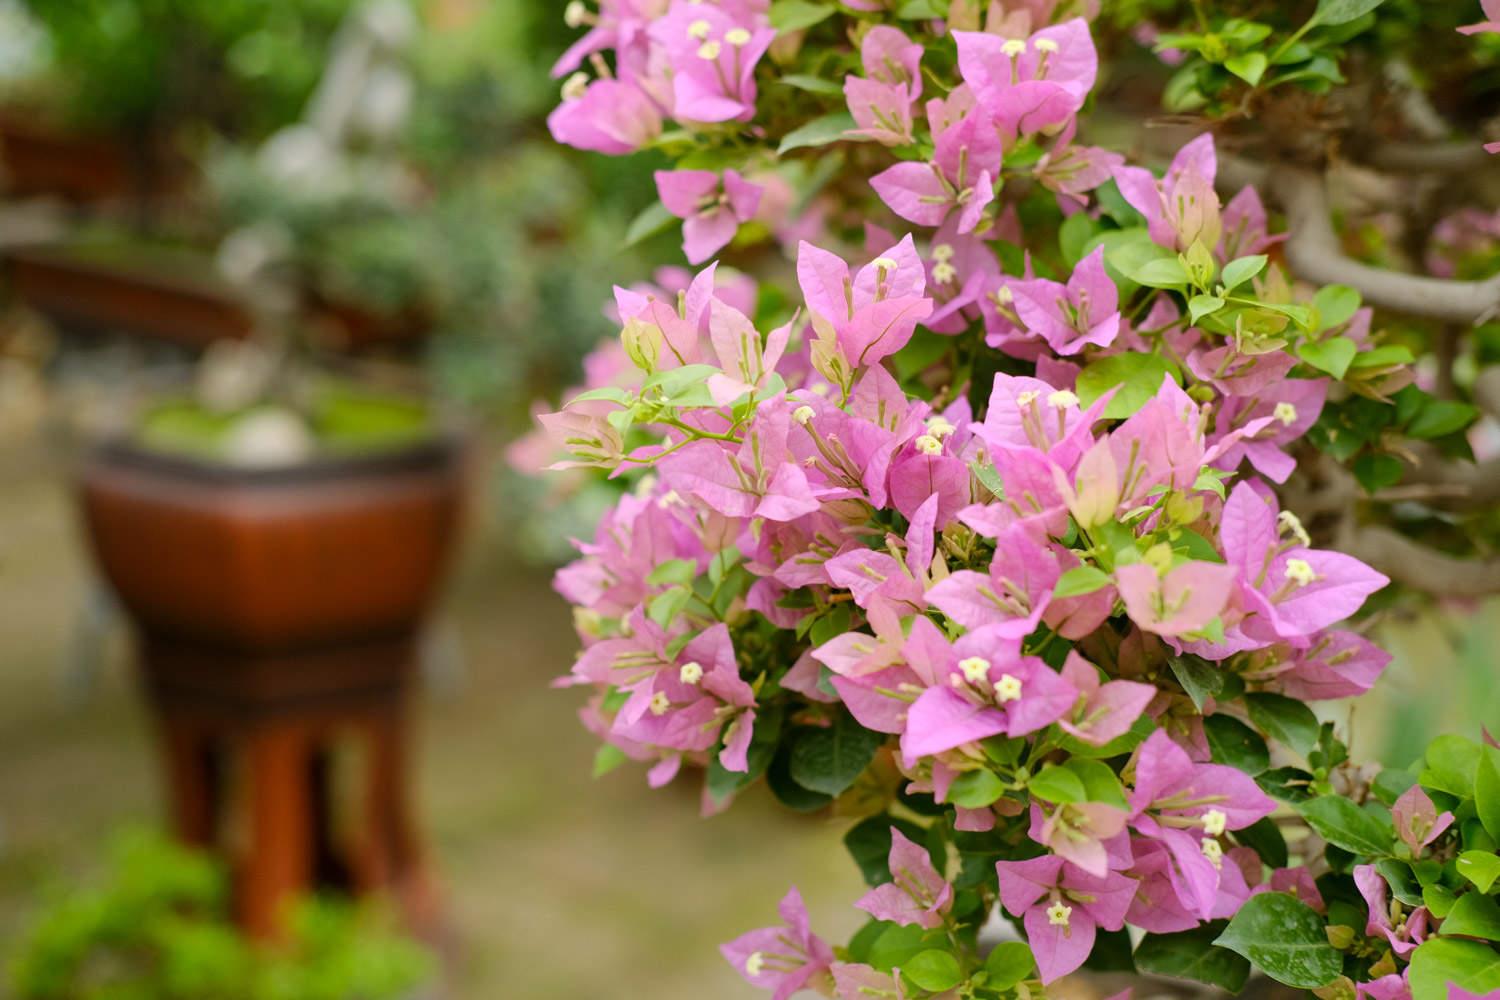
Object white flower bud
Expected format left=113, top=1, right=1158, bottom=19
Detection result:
left=564, top=1, right=589, bottom=28
left=561, top=72, right=590, bottom=101
left=930, top=243, right=955, bottom=263
left=725, top=27, right=751, bottom=46
left=792, top=404, right=816, bottom=426
left=1202, top=809, right=1228, bottom=837
left=915, top=434, right=943, bottom=455
left=1273, top=402, right=1298, bottom=426
left=959, top=656, right=991, bottom=684
left=679, top=661, right=704, bottom=685
left=697, top=40, right=722, bottom=60
left=1047, top=389, right=1079, bottom=410
left=1284, top=558, right=1316, bottom=587
left=687, top=18, right=712, bottom=39
left=649, top=692, right=672, bottom=716
left=1001, top=38, right=1028, bottom=57
left=995, top=674, right=1023, bottom=703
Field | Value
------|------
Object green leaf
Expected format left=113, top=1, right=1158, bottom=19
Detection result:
left=1408, top=399, right=1479, bottom=440
left=647, top=559, right=697, bottom=586
left=1059, top=212, right=1097, bottom=266
left=1167, top=655, right=1224, bottom=713
left=949, top=769, right=1006, bottom=809
left=1189, top=294, right=1226, bottom=324
left=1421, top=735, right=1482, bottom=797
left=1477, top=748, right=1500, bottom=841
left=767, top=744, right=834, bottom=812
left=1066, top=759, right=1129, bottom=809
left=1221, top=254, right=1268, bottom=290
left=868, top=924, right=949, bottom=972
left=984, top=942, right=1035, bottom=989
left=1029, top=764, right=1087, bottom=804
left=1459, top=852, right=1500, bottom=894
left=1407, top=938, right=1500, bottom=1000
left=1055, top=565, right=1112, bottom=598
left=903, top=950, right=963, bottom=992
left=777, top=111, right=856, bottom=155
left=1353, top=453, right=1403, bottom=494
left=1297, top=796, right=1394, bottom=856
left=1135, top=925, right=1251, bottom=993
left=1136, top=256, right=1193, bottom=288
left=1077, top=353, right=1180, bottom=419
left=1313, top=0, right=1391, bottom=26
left=647, top=586, right=691, bottom=628
left=1245, top=693, right=1320, bottom=756
left=790, top=713, right=886, bottom=796
left=777, top=73, right=843, bottom=96
left=1235, top=816, right=1290, bottom=868
left=1298, top=337, right=1358, bottom=379
left=592, top=743, right=627, bottom=778
left=1214, top=892, right=1342, bottom=989
left=1204, top=714, right=1271, bottom=775
left=1224, top=52, right=1268, bottom=86
left=769, top=0, right=836, bottom=31
left=1441, top=892, right=1500, bottom=942
left=895, top=0, right=944, bottom=17
left=1314, top=284, right=1361, bottom=331
left=624, top=200, right=677, bottom=248
left=1377, top=859, right=1425, bottom=907
left=1426, top=884, right=1460, bottom=919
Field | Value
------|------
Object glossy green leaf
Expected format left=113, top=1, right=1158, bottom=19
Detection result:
left=1313, top=284, right=1361, bottom=331
left=1204, top=714, right=1271, bottom=775
left=778, top=111, right=856, bottom=155
left=769, top=0, right=836, bottom=31
left=1225, top=52, right=1268, bottom=86
left=1441, top=893, right=1500, bottom=942
left=1246, top=693, right=1320, bottom=755
left=1077, top=353, right=1180, bottom=419
left=1459, top=852, right=1500, bottom=894
left=1135, top=925, right=1250, bottom=993
left=903, top=950, right=963, bottom=992
left=1297, top=337, right=1358, bottom=379
left=984, top=942, right=1035, bottom=989
left=1221, top=254, right=1268, bottom=290
left=1029, top=765, right=1087, bottom=804
left=1314, top=0, right=1391, bottom=26
left=1297, top=796, right=1393, bottom=856
left=949, top=769, right=1006, bottom=809
left=1055, top=565, right=1112, bottom=598
left=1215, top=892, right=1341, bottom=988
left=790, top=713, right=886, bottom=795
left=624, top=200, right=677, bottom=248
left=1407, top=938, right=1500, bottom=1000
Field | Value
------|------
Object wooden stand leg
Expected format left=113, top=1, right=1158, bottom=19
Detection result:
left=241, top=723, right=313, bottom=939
left=161, top=718, right=218, bottom=848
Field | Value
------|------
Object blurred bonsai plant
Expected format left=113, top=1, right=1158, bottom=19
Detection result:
left=8, top=830, right=433, bottom=1000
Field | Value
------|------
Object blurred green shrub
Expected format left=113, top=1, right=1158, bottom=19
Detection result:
left=13, top=0, right=350, bottom=137
left=8, top=830, right=433, bottom=1000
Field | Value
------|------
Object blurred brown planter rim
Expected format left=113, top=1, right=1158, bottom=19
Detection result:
left=0, top=111, right=188, bottom=204
left=5, top=244, right=430, bottom=352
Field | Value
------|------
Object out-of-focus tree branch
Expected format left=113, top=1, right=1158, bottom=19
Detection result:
left=1269, top=167, right=1500, bottom=324
left=1342, top=525, right=1500, bottom=598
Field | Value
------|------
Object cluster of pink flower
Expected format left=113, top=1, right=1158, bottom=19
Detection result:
left=534, top=4, right=1448, bottom=999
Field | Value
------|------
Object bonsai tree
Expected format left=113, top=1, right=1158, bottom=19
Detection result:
left=535, top=1, right=1500, bottom=998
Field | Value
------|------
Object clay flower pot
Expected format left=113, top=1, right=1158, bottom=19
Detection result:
left=77, top=432, right=468, bottom=938
left=0, top=113, right=184, bottom=204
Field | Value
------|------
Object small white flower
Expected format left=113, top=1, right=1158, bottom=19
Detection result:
left=872, top=256, right=899, bottom=271
left=1015, top=390, right=1041, bottom=407
left=1200, top=838, right=1224, bottom=869
left=1047, top=389, right=1080, bottom=410
left=932, top=261, right=957, bottom=285
left=994, top=285, right=1015, bottom=306
left=658, top=489, right=683, bottom=509
left=1046, top=901, right=1072, bottom=927
left=649, top=692, right=672, bottom=716
left=1277, top=510, right=1312, bottom=546
left=1001, top=38, right=1028, bottom=57
left=995, top=674, right=1023, bottom=703
left=679, top=661, right=704, bottom=685
left=1273, top=402, right=1298, bottom=426
left=1202, top=809, right=1228, bottom=837
left=1284, top=558, right=1316, bottom=587
left=915, top=434, right=943, bottom=455
left=1034, top=37, right=1060, bottom=53
left=959, top=656, right=991, bottom=684
left=930, top=243, right=955, bottom=263
left=725, top=27, right=751, bottom=46
left=697, top=40, right=722, bottom=60
left=564, top=1, right=589, bottom=28
left=926, top=416, right=957, bottom=438
left=792, top=404, right=816, bottom=426
left=687, top=18, right=712, bottom=39
left=745, top=952, right=765, bottom=977
left=561, top=71, right=589, bottom=101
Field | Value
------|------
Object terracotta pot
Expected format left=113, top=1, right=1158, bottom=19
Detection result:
left=76, top=433, right=468, bottom=939
left=0, top=113, right=183, bottom=204
left=7, top=245, right=253, bottom=348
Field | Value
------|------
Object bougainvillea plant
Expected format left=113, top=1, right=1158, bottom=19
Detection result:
left=533, top=1, right=1500, bottom=997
